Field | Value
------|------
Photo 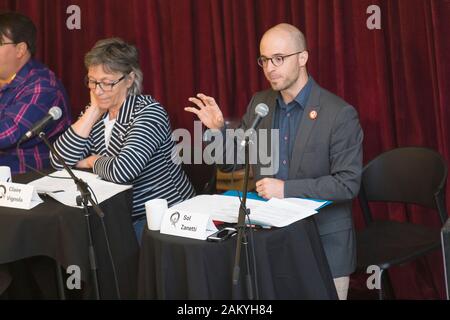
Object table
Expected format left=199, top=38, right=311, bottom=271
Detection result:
left=138, top=217, right=338, bottom=299
left=0, top=171, right=139, bottom=299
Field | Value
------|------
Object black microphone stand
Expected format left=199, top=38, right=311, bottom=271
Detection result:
left=232, top=135, right=258, bottom=300
left=39, top=132, right=102, bottom=300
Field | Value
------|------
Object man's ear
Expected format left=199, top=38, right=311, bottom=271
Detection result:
left=15, top=42, right=29, bottom=59
left=299, top=50, right=308, bottom=67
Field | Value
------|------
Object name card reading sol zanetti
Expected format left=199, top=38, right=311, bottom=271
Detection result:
left=160, top=210, right=218, bottom=240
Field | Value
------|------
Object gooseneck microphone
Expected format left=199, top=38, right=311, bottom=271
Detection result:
left=18, top=106, right=62, bottom=144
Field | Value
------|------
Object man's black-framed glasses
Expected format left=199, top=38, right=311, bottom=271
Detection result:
left=257, top=51, right=304, bottom=68
left=0, top=42, right=17, bottom=46
left=85, top=74, right=126, bottom=92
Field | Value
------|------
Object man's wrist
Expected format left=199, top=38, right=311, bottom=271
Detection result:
left=203, top=124, right=226, bottom=142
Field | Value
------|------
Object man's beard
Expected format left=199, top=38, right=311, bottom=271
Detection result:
left=270, top=76, right=297, bottom=92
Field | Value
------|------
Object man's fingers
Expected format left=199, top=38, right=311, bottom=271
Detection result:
left=256, top=178, right=268, bottom=188
left=188, top=97, right=206, bottom=109
left=184, top=107, right=201, bottom=116
left=196, top=93, right=216, bottom=106
left=205, top=96, right=216, bottom=106
left=258, top=190, right=270, bottom=200
left=256, top=184, right=265, bottom=195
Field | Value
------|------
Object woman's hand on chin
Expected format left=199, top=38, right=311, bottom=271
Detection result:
left=89, top=91, right=108, bottom=118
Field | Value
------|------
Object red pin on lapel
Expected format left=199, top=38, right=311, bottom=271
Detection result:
left=309, top=110, right=318, bottom=120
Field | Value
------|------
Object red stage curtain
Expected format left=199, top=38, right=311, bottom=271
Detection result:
left=1, top=0, right=449, bottom=299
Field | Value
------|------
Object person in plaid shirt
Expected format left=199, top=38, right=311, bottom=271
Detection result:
left=0, top=12, right=71, bottom=174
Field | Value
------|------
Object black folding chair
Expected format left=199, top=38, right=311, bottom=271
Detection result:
left=441, top=218, right=450, bottom=300
left=356, top=147, right=448, bottom=299
left=180, top=144, right=216, bottom=195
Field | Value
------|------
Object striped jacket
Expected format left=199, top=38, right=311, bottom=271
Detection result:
left=51, top=95, right=195, bottom=220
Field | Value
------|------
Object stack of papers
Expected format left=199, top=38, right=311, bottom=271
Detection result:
left=28, top=169, right=132, bottom=208
left=168, top=194, right=331, bottom=228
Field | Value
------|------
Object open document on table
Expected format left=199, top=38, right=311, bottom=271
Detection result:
left=28, top=169, right=132, bottom=208
left=168, top=194, right=332, bottom=228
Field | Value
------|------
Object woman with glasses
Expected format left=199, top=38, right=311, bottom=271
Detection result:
left=51, top=38, right=195, bottom=240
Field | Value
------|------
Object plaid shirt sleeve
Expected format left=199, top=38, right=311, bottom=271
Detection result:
left=0, top=78, right=67, bottom=149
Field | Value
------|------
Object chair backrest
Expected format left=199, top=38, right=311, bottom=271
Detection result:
left=441, top=218, right=450, bottom=300
left=179, top=144, right=216, bottom=195
left=182, top=162, right=216, bottom=195
left=359, top=147, right=448, bottom=225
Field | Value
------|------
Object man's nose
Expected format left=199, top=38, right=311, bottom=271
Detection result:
left=265, top=61, right=276, bottom=73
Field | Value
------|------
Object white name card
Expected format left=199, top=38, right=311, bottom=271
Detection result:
left=0, top=182, right=43, bottom=210
left=160, top=209, right=218, bottom=240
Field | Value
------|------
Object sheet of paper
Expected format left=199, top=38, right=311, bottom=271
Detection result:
left=249, top=198, right=317, bottom=227
left=283, top=197, right=331, bottom=210
left=169, top=195, right=321, bottom=227
left=169, top=194, right=264, bottom=223
left=30, top=188, right=44, bottom=209
left=28, top=169, right=132, bottom=208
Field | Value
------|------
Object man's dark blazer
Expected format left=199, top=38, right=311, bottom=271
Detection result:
left=219, top=78, right=363, bottom=277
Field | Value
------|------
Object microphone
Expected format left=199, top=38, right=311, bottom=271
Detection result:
left=18, top=106, right=62, bottom=144
left=240, top=103, right=269, bottom=147
left=248, top=103, right=269, bottom=132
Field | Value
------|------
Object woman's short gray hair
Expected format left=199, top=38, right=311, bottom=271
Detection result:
left=85, top=38, right=143, bottom=95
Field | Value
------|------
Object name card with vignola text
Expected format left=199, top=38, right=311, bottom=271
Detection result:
left=0, top=182, right=43, bottom=210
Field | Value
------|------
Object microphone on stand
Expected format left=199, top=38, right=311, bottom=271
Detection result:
left=233, top=103, right=268, bottom=300
left=240, top=103, right=269, bottom=147
left=13, top=105, right=119, bottom=299
left=18, top=106, right=62, bottom=144
left=249, top=103, right=269, bottom=131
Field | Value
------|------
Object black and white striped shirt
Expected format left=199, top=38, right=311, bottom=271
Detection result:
left=51, top=95, right=195, bottom=220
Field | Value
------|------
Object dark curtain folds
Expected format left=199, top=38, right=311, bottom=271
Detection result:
left=0, top=0, right=449, bottom=299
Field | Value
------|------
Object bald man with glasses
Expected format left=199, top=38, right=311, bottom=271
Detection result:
left=186, top=23, right=363, bottom=300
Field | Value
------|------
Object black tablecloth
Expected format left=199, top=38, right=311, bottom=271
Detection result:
left=138, top=217, right=338, bottom=300
left=0, top=172, right=139, bottom=299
